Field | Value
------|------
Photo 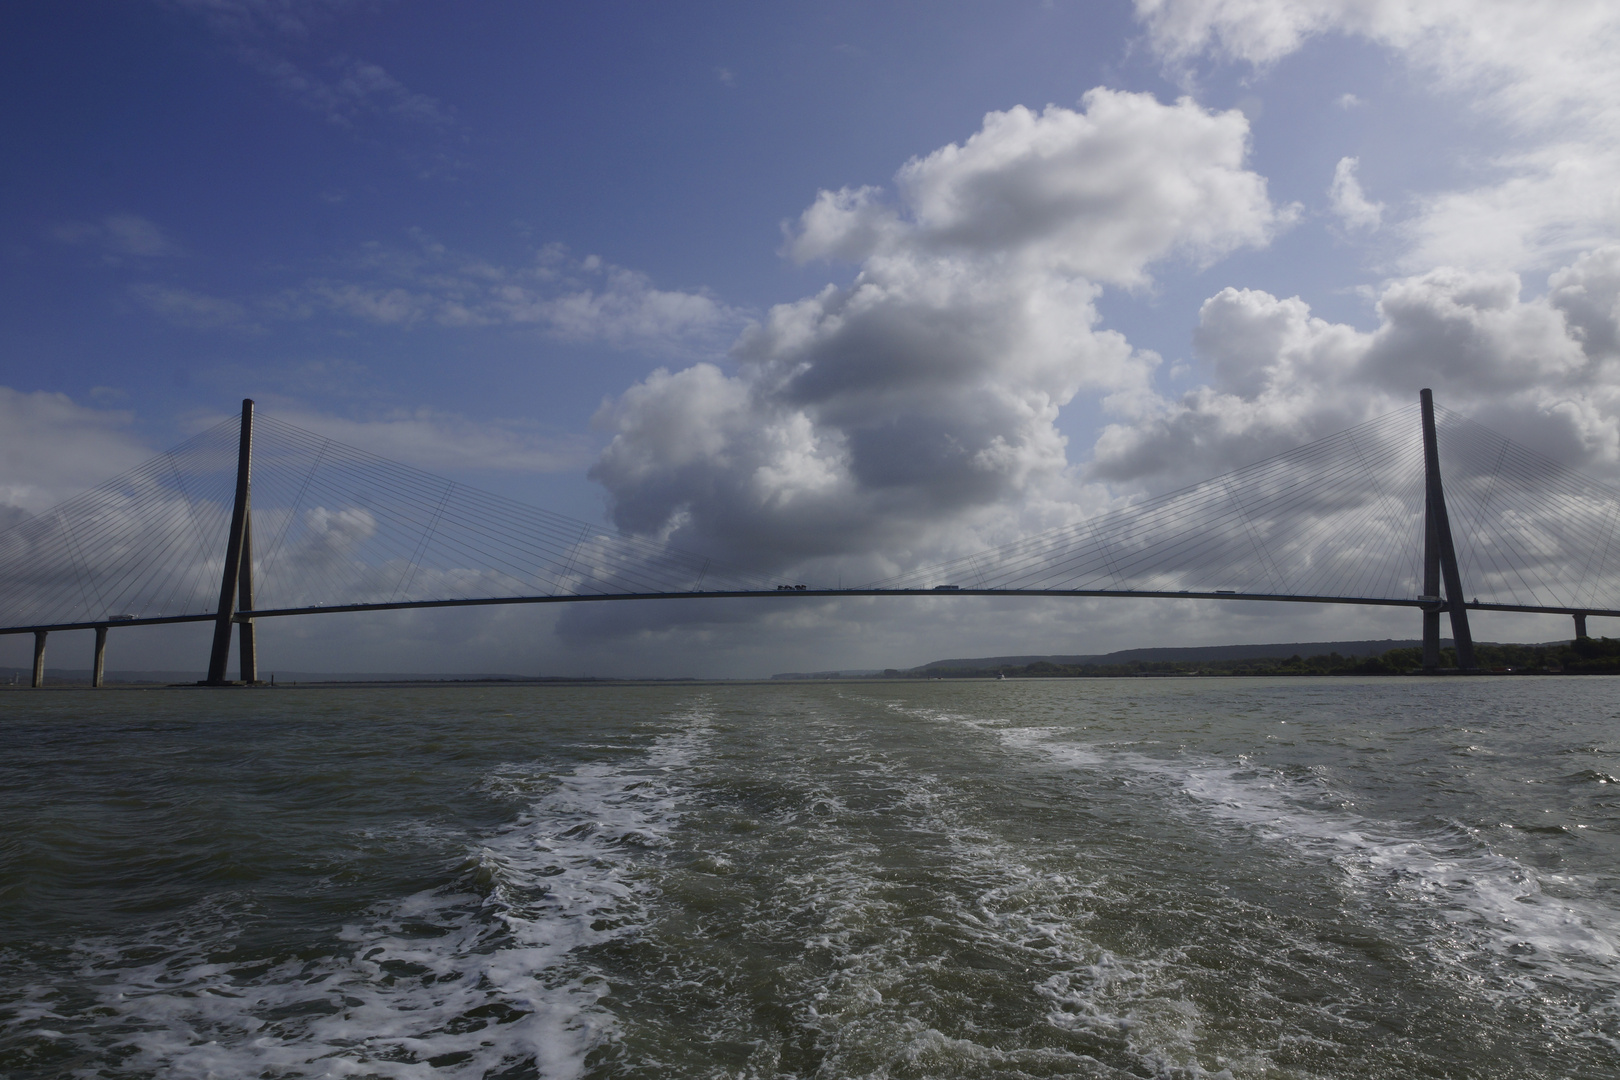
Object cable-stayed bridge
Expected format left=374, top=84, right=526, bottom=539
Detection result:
left=4, top=390, right=1618, bottom=685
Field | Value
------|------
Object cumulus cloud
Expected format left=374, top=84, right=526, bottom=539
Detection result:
left=1135, top=0, right=1620, bottom=271
left=1098, top=0, right=1620, bottom=527
left=1138, top=0, right=1617, bottom=109
left=793, top=92, right=1289, bottom=287
left=0, top=389, right=152, bottom=516
left=1328, top=156, right=1382, bottom=231
left=589, top=90, right=1290, bottom=575
left=1089, top=245, right=1620, bottom=488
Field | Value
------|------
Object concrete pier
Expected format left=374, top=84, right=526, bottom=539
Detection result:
left=31, top=630, right=46, bottom=688
left=93, top=626, right=108, bottom=687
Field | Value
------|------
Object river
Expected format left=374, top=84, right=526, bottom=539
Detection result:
left=2, top=677, right=1618, bottom=1078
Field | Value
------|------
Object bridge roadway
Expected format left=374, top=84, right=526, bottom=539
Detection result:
left=2, top=587, right=1615, bottom=639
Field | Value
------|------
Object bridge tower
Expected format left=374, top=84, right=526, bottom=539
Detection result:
left=1420, top=388, right=1476, bottom=670
left=203, top=398, right=259, bottom=685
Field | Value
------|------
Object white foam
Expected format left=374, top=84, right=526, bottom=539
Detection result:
left=663, top=704, right=1237, bottom=1078
left=19, top=713, right=713, bottom=1078
left=1001, top=725, right=1620, bottom=998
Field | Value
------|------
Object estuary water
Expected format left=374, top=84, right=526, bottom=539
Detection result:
left=2, top=677, right=1619, bottom=1079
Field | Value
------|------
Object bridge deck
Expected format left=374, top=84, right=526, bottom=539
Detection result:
left=2, top=588, right=1614, bottom=637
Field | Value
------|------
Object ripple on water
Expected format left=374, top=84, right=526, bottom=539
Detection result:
left=995, top=718, right=1620, bottom=1065
left=0, top=711, right=715, bottom=1079
left=6, top=681, right=1620, bottom=1078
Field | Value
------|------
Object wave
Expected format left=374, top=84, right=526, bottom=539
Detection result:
left=997, top=724, right=1620, bottom=1005
left=5, top=711, right=713, bottom=1079
left=618, top=697, right=1228, bottom=1078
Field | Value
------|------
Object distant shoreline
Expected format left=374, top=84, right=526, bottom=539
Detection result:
left=7, top=671, right=1615, bottom=693
left=6, top=634, right=1612, bottom=688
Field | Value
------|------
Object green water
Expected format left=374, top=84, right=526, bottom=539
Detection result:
left=2, top=677, right=1619, bottom=1078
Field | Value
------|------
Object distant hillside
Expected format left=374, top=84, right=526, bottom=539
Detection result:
left=902, top=636, right=1614, bottom=678
left=919, top=640, right=1445, bottom=671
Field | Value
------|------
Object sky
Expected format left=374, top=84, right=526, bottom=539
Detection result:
left=4, top=0, right=1620, bottom=677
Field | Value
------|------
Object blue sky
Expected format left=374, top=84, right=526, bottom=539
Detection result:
left=5, top=1, right=1620, bottom=676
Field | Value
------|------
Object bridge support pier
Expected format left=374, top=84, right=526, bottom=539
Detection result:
left=31, top=630, right=46, bottom=688
left=1420, top=389, right=1477, bottom=670
left=1575, top=613, right=1589, bottom=640
left=93, top=626, right=107, bottom=687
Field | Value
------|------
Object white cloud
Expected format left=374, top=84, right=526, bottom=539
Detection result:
left=1134, top=0, right=1620, bottom=272
left=0, top=389, right=152, bottom=515
left=1551, top=246, right=1620, bottom=362
left=1403, top=142, right=1620, bottom=275
left=1098, top=2, right=1620, bottom=631
left=0, top=390, right=582, bottom=534
left=52, top=214, right=182, bottom=259
left=1328, top=156, right=1382, bottom=231
left=164, top=2, right=455, bottom=135
left=298, top=241, right=743, bottom=353
left=1137, top=0, right=1618, bottom=109
left=160, top=0, right=354, bottom=37
left=246, top=53, right=456, bottom=128
left=793, top=91, right=1291, bottom=287
left=103, top=214, right=183, bottom=256
left=256, top=407, right=593, bottom=474
left=129, top=283, right=257, bottom=331
left=589, top=90, right=1289, bottom=574
left=130, top=238, right=742, bottom=356
left=1088, top=245, right=1620, bottom=489
left=509, top=263, right=741, bottom=350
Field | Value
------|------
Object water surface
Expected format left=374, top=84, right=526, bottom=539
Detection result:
left=3, top=677, right=1618, bottom=1078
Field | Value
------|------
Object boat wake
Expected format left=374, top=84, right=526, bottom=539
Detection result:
left=3, top=712, right=713, bottom=1079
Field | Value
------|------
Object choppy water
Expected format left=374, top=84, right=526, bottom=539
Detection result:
left=3, top=677, right=1620, bottom=1078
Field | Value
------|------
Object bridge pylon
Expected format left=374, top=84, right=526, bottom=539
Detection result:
left=203, top=398, right=259, bottom=685
left=1420, top=388, right=1477, bottom=671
